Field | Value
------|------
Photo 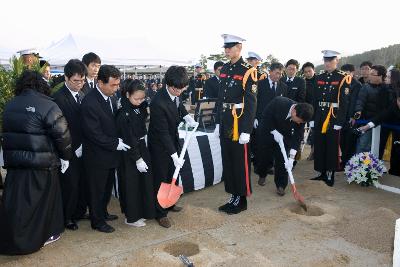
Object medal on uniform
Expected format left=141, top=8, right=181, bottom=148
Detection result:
left=251, top=84, right=257, bottom=93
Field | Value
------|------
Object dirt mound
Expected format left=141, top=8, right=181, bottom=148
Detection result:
left=336, top=207, right=398, bottom=253
left=290, top=204, right=325, bottom=216
left=170, top=204, right=225, bottom=231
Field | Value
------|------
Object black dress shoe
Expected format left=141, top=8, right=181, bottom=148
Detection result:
left=267, top=168, right=274, bottom=175
left=258, top=177, right=266, bottom=186
left=225, top=203, right=247, bottom=215
left=276, top=187, right=285, bottom=196
left=310, top=173, right=326, bottom=181
left=169, top=205, right=183, bottom=212
left=93, top=223, right=115, bottom=233
left=105, top=213, right=118, bottom=221
left=218, top=202, right=232, bottom=212
left=65, top=220, right=78, bottom=231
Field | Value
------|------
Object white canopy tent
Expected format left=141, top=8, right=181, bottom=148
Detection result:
left=41, top=34, right=194, bottom=67
left=0, top=34, right=195, bottom=68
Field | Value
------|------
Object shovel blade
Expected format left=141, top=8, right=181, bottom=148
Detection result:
left=157, top=179, right=183, bottom=209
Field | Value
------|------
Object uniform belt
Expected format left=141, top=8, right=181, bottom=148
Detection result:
left=222, top=103, right=243, bottom=109
left=319, top=102, right=338, bottom=108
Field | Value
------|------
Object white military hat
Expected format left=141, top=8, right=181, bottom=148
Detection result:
left=194, top=63, right=202, bottom=68
left=321, top=50, right=340, bottom=58
left=17, top=48, right=41, bottom=57
left=246, top=51, right=262, bottom=61
left=221, top=34, right=246, bottom=48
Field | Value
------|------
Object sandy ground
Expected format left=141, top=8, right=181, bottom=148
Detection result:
left=0, top=155, right=399, bottom=267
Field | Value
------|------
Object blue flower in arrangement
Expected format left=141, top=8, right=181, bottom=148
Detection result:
left=344, top=152, right=385, bottom=187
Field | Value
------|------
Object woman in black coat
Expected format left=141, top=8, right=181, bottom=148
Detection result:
left=0, top=70, right=72, bottom=255
left=116, top=79, right=155, bottom=227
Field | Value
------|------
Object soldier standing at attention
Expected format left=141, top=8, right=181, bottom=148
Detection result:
left=214, top=34, right=257, bottom=214
left=309, top=50, right=351, bottom=186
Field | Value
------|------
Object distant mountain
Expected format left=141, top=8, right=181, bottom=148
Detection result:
left=316, top=44, right=400, bottom=71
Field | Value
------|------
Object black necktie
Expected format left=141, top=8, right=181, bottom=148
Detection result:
left=75, top=94, right=81, bottom=104
left=174, top=97, right=179, bottom=108
left=106, top=97, right=113, bottom=114
left=271, top=82, right=276, bottom=92
left=90, top=82, right=94, bottom=89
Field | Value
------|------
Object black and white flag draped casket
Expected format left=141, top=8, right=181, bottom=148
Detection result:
left=177, top=130, right=223, bottom=193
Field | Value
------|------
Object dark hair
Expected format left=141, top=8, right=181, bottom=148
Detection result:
left=371, top=65, right=387, bottom=80
left=82, top=52, right=101, bottom=66
left=341, top=64, right=355, bottom=72
left=64, top=59, right=87, bottom=79
left=301, top=62, right=314, bottom=71
left=390, top=69, right=400, bottom=92
left=294, top=103, right=314, bottom=122
left=269, top=62, right=284, bottom=72
left=214, top=61, right=224, bottom=71
left=121, top=79, right=145, bottom=96
left=15, top=70, right=51, bottom=96
left=360, top=61, right=373, bottom=68
left=285, top=59, right=299, bottom=69
left=164, top=66, right=189, bottom=89
left=39, top=60, right=49, bottom=68
left=97, top=65, right=121, bottom=84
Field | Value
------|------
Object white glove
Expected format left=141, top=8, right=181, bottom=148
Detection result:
left=60, top=159, right=69, bottom=174
left=75, top=144, right=82, bottom=158
left=270, top=130, right=283, bottom=143
left=214, top=124, right=220, bottom=137
left=136, top=158, right=148, bottom=173
left=171, top=152, right=185, bottom=168
left=117, top=138, right=131, bottom=151
left=183, top=114, right=199, bottom=128
left=285, top=158, right=294, bottom=171
left=253, top=119, right=258, bottom=129
left=333, top=125, right=342, bottom=130
left=309, top=121, right=314, bottom=128
left=238, top=133, right=250, bottom=144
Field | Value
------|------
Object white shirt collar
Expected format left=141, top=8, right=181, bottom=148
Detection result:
left=165, top=86, right=176, bottom=101
left=65, top=82, right=79, bottom=99
left=287, top=77, right=294, bottom=82
left=268, top=77, right=275, bottom=88
left=96, top=85, right=109, bottom=101
left=286, top=104, right=296, bottom=120
left=86, top=77, right=95, bottom=84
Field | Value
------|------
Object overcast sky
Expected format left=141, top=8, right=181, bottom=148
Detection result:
left=1, top=0, right=400, bottom=66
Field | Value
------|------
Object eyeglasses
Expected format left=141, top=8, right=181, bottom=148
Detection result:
left=69, top=78, right=85, bottom=85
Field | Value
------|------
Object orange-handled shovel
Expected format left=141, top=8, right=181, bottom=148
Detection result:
left=277, top=137, right=307, bottom=211
left=157, top=122, right=198, bottom=209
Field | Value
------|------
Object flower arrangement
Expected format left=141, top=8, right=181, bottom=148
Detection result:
left=344, top=152, right=385, bottom=186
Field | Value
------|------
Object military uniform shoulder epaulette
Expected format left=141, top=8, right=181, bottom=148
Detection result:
left=337, top=69, right=347, bottom=76
left=319, top=70, right=325, bottom=75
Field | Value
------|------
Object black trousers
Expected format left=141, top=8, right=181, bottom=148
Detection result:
left=257, top=134, right=289, bottom=189
left=59, top=156, right=84, bottom=223
left=149, top=145, right=175, bottom=219
left=87, top=167, right=115, bottom=228
left=256, top=131, right=274, bottom=178
left=220, top=137, right=252, bottom=196
left=314, top=127, right=341, bottom=172
left=72, top=163, right=89, bottom=220
left=389, top=131, right=400, bottom=176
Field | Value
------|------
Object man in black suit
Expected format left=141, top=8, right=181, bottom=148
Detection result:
left=203, top=61, right=224, bottom=99
left=281, top=59, right=306, bottom=103
left=81, top=52, right=101, bottom=95
left=53, top=59, right=87, bottom=231
left=258, top=97, right=313, bottom=195
left=148, top=66, right=198, bottom=228
left=81, top=65, right=130, bottom=233
left=254, top=62, right=287, bottom=186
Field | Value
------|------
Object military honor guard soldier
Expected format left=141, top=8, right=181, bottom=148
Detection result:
left=215, top=34, right=257, bottom=214
left=309, top=50, right=351, bottom=186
